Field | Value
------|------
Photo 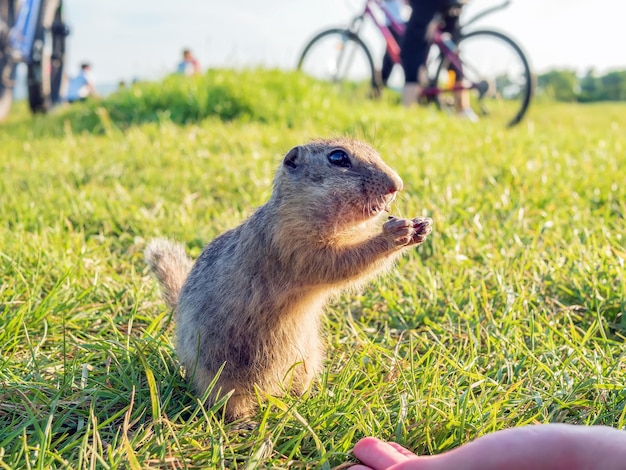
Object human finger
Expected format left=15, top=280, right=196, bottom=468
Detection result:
left=353, top=437, right=414, bottom=469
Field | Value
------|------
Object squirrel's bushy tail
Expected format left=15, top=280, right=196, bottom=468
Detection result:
left=144, top=238, right=193, bottom=310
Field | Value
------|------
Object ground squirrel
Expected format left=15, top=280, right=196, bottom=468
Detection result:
left=145, top=137, right=432, bottom=420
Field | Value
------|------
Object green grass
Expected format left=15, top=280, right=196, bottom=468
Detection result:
left=1, top=69, right=625, bottom=469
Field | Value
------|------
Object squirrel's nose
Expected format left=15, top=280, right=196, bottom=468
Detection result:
left=386, top=173, right=403, bottom=194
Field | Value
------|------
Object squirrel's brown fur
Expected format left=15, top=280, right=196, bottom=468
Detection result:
left=145, top=137, right=432, bottom=420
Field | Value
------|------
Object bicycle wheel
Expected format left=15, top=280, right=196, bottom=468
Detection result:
left=434, top=29, right=532, bottom=127
left=0, top=0, right=17, bottom=121
left=297, top=28, right=379, bottom=100
left=28, top=0, right=67, bottom=114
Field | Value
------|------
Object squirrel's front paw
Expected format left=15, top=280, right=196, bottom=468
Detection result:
left=410, top=217, right=433, bottom=245
left=384, top=216, right=432, bottom=247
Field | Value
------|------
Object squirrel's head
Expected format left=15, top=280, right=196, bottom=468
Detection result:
left=274, top=138, right=403, bottom=228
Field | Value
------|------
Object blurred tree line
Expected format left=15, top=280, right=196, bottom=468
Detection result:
left=536, top=68, right=626, bottom=102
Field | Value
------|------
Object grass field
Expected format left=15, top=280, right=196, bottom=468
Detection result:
left=1, top=70, right=625, bottom=469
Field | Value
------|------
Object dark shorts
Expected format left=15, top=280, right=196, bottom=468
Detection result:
left=400, top=0, right=461, bottom=83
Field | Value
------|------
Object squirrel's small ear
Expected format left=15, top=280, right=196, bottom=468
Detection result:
left=283, top=146, right=300, bottom=170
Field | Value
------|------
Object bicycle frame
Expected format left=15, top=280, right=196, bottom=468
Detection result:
left=421, top=28, right=468, bottom=97
left=297, top=0, right=530, bottom=126
left=350, top=0, right=406, bottom=64
left=0, top=0, right=69, bottom=120
left=8, top=0, right=42, bottom=62
left=348, top=0, right=513, bottom=97
left=421, top=1, right=514, bottom=97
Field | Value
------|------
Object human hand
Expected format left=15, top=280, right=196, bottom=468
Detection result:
left=349, top=424, right=626, bottom=470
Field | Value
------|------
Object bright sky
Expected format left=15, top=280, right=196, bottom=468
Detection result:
left=65, top=0, right=625, bottom=84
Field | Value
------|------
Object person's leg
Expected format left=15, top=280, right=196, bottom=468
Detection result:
left=380, top=52, right=392, bottom=87
left=381, top=28, right=402, bottom=86
left=400, top=0, right=440, bottom=107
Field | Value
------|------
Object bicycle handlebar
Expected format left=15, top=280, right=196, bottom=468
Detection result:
left=461, top=0, right=511, bottom=30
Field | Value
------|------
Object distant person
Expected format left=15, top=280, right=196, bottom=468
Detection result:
left=176, top=48, right=200, bottom=76
left=66, top=63, right=98, bottom=103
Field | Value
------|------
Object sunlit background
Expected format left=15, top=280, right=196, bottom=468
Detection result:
left=11, top=0, right=626, bottom=97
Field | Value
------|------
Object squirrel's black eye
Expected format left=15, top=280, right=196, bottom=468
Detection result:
left=327, top=150, right=352, bottom=168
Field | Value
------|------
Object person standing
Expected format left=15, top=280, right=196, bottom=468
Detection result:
left=66, top=63, right=98, bottom=103
left=176, top=48, right=200, bottom=76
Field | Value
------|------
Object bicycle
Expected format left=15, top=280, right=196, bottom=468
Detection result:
left=0, top=0, right=69, bottom=122
left=297, top=0, right=532, bottom=127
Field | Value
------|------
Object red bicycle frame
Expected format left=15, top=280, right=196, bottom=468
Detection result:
left=353, top=0, right=406, bottom=64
